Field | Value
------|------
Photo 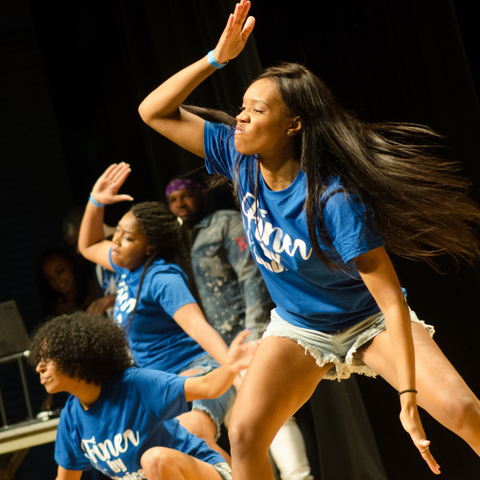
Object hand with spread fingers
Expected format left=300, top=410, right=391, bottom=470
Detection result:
left=213, top=0, right=256, bottom=65
left=90, top=162, right=134, bottom=206
left=227, top=329, right=259, bottom=372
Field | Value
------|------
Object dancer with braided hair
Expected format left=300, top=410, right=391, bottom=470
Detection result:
left=78, top=163, right=255, bottom=463
left=137, top=1, right=480, bottom=477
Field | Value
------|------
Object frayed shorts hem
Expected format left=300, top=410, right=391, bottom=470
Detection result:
left=263, top=309, right=434, bottom=381
left=212, top=462, right=232, bottom=480
left=191, top=405, right=222, bottom=441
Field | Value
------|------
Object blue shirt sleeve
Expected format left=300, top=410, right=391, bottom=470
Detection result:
left=54, top=406, right=93, bottom=471
left=134, top=368, right=189, bottom=420
left=144, top=269, right=197, bottom=318
left=323, top=191, right=385, bottom=263
left=203, top=121, right=236, bottom=180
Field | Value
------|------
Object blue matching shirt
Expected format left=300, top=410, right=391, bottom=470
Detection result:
left=204, top=121, right=385, bottom=332
left=109, top=252, right=205, bottom=373
left=55, top=368, right=224, bottom=478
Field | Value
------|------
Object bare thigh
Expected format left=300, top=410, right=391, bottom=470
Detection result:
left=230, top=335, right=333, bottom=449
left=358, top=322, right=475, bottom=416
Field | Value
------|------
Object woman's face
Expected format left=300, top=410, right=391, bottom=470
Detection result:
left=42, top=255, right=76, bottom=295
left=111, top=211, right=153, bottom=271
left=235, top=78, right=297, bottom=159
left=36, top=359, right=74, bottom=395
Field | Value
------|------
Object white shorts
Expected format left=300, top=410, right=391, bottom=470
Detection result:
left=263, top=309, right=435, bottom=381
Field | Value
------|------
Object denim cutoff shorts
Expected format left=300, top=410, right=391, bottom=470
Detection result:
left=263, top=309, right=435, bottom=381
left=180, top=353, right=236, bottom=439
left=213, top=462, right=232, bottom=480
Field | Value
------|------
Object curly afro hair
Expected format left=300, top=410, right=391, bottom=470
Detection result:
left=28, top=312, right=132, bottom=385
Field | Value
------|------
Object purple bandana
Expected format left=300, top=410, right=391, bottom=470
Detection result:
left=165, top=178, right=204, bottom=198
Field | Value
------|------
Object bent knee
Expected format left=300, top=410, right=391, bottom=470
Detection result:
left=229, top=417, right=259, bottom=455
left=179, top=410, right=217, bottom=441
left=453, top=396, right=480, bottom=429
left=141, top=447, right=177, bottom=476
left=436, top=392, right=480, bottom=431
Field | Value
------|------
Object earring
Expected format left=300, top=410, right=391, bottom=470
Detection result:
left=286, top=130, right=291, bottom=136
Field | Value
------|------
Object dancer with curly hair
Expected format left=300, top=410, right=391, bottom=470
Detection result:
left=137, top=1, right=480, bottom=477
left=30, top=311, right=253, bottom=480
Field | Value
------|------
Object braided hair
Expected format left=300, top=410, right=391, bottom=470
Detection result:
left=127, top=201, right=203, bottom=328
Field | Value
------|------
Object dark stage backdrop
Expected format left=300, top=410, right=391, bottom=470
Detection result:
left=1, top=0, right=479, bottom=479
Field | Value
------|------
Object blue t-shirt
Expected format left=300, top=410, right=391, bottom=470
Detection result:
left=110, top=252, right=205, bottom=373
left=55, top=368, right=224, bottom=478
left=204, top=121, right=385, bottom=332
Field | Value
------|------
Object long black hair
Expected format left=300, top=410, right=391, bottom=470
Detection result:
left=127, top=201, right=203, bottom=326
left=230, top=63, right=480, bottom=271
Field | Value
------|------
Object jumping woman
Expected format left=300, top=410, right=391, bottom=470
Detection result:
left=138, top=1, right=480, bottom=477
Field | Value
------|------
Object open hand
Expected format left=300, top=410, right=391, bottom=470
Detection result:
left=213, top=0, right=255, bottom=65
left=399, top=399, right=440, bottom=475
left=227, top=329, right=258, bottom=372
left=90, top=163, right=134, bottom=206
left=86, top=294, right=117, bottom=314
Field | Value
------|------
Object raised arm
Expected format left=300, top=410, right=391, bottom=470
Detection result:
left=355, top=246, right=439, bottom=474
left=78, top=163, right=133, bottom=270
left=184, top=329, right=256, bottom=401
left=137, top=0, right=255, bottom=157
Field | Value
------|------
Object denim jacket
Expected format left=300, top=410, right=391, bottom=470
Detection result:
left=191, top=210, right=274, bottom=345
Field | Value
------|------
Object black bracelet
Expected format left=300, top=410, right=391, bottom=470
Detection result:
left=398, top=389, right=417, bottom=396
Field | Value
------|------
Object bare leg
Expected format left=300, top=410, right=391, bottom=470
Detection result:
left=228, top=336, right=332, bottom=480
left=177, top=410, right=231, bottom=464
left=358, top=322, right=480, bottom=454
left=141, top=447, right=223, bottom=480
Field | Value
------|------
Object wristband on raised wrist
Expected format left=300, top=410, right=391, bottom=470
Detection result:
left=207, top=50, right=228, bottom=69
left=89, top=194, right=105, bottom=208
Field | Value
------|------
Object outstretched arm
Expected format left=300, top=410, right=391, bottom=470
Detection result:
left=184, top=329, right=256, bottom=401
left=138, top=0, right=255, bottom=157
left=355, top=246, right=440, bottom=475
left=173, top=303, right=232, bottom=366
left=78, top=163, right=133, bottom=270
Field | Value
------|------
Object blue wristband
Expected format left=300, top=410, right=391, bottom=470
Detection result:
left=207, top=50, right=228, bottom=69
left=89, top=194, right=105, bottom=208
